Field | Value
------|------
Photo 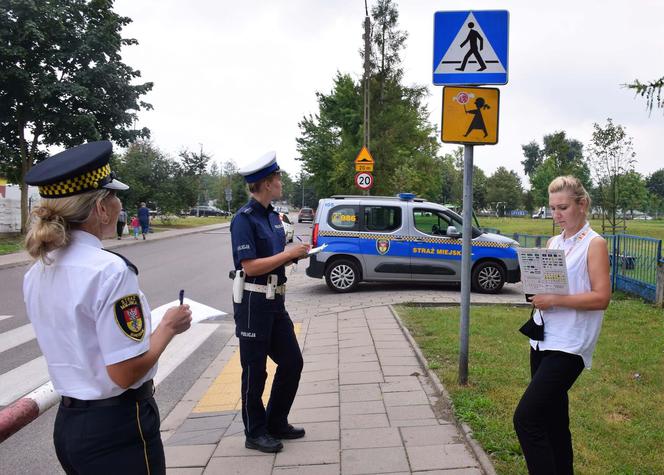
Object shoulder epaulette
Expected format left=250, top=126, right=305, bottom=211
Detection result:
left=242, top=207, right=253, bottom=214
left=103, top=249, right=139, bottom=275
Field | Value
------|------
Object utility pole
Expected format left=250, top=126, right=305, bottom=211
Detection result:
left=363, top=0, right=371, bottom=196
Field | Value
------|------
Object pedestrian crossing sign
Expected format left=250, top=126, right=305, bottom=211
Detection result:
left=433, top=10, right=509, bottom=86
left=441, top=86, right=499, bottom=145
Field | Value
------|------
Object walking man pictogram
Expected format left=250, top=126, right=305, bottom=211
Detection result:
left=455, top=22, right=487, bottom=72
left=464, top=97, right=490, bottom=138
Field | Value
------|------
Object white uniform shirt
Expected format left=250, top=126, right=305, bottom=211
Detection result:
left=23, top=230, right=156, bottom=399
left=530, top=223, right=605, bottom=368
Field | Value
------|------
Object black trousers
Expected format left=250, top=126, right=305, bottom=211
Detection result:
left=116, top=221, right=125, bottom=238
left=513, top=348, right=585, bottom=475
left=239, top=313, right=303, bottom=438
left=54, top=397, right=165, bottom=475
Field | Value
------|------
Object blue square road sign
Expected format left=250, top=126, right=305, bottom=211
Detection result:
left=433, top=10, right=509, bottom=86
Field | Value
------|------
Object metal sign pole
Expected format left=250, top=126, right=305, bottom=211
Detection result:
left=459, top=144, right=474, bottom=385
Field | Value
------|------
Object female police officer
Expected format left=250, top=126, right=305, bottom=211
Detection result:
left=23, top=141, right=192, bottom=474
left=232, top=152, right=310, bottom=453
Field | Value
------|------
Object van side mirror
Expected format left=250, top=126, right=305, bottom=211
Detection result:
left=446, top=226, right=461, bottom=238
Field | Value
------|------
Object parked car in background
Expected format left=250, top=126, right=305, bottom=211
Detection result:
left=298, top=207, right=315, bottom=223
left=633, top=214, right=653, bottom=220
left=275, top=205, right=290, bottom=215
left=189, top=205, right=229, bottom=217
left=279, top=212, right=295, bottom=242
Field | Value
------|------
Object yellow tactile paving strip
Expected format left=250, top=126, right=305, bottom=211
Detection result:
left=193, top=323, right=301, bottom=413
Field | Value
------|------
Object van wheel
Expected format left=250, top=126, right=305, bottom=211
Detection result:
left=472, top=261, right=505, bottom=293
left=325, top=259, right=360, bottom=292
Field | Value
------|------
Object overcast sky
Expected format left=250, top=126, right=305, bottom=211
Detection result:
left=114, top=0, right=663, bottom=187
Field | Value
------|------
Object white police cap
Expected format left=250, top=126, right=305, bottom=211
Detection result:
left=238, top=151, right=280, bottom=183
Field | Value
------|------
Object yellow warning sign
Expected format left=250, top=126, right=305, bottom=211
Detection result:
left=354, top=146, right=374, bottom=164
left=441, top=86, right=499, bottom=145
left=355, top=163, right=374, bottom=172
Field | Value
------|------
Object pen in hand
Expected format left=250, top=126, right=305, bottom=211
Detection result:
left=179, top=289, right=185, bottom=305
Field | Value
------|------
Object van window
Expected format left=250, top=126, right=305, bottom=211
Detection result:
left=329, top=206, right=359, bottom=230
left=414, top=208, right=456, bottom=236
left=363, top=206, right=401, bottom=232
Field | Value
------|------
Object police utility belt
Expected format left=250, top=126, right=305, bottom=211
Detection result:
left=230, top=269, right=285, bottom=303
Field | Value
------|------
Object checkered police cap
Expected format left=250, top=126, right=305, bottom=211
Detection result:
left=25, top=141, right=129, bottom=198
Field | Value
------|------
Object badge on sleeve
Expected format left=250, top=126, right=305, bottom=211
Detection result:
left=114, top=294, right=145, bottom=341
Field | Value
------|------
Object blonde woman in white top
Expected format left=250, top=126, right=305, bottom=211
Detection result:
left=513, top=176, right=611, bottom=475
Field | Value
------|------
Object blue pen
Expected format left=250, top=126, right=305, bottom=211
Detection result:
left=296, top=236, right=303, bottom=242
left=179, top=289, right=184, bottom=305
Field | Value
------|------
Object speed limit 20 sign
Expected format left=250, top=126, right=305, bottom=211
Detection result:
left=355, top=172, right=374, bottom=190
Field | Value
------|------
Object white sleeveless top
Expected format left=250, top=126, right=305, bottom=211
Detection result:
left=530, top=223, right=605, bottom=368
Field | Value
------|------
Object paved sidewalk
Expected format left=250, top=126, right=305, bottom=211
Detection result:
left=159, top=266, right=523, bottom=475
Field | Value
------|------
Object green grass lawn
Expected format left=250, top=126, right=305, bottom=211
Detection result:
left=396, top=295, right=664, bottom=475
left=478, top=217, right=664, bottom=241
left=0, top=235, right=23, bottom=255
left=151, top=215, right=230, bottom=229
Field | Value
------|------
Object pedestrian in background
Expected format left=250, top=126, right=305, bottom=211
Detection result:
left=131, top=215, right=140, bottom=239
left=138, top=201, right=150, bottom=240
left=23, top=141, right=192, bottom=474
left=231, top=151, right=310, bottom=453
left=513, top=175, right=611, bottom=474
left=116, top=207, right=127, bottom=239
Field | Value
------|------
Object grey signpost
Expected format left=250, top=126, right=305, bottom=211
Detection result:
left=433, top=10, right=509, bottom=384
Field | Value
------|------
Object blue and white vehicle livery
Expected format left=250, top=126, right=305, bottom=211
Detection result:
left=306, top=194, right=520, bottom=293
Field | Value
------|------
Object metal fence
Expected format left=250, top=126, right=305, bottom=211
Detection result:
left=510, top=232, right=663, bottom=302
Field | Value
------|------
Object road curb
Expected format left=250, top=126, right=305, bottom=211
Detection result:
left=387, top=304, right=498, bottom=475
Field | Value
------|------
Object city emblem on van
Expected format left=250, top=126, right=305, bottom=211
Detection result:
left=376, top=238, right=390, bottom=255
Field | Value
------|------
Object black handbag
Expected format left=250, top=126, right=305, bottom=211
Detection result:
left=519, top=306, right=544, bottom=341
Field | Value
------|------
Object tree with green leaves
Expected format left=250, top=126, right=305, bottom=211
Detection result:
left=111, top=141, right=189, bottom=216
left=524, top=131, right=591, bottom=206
left=646, top=169, right=664, bottom=201
left=625, top=76, right=664, bottom=113
left=0, top=0, right=153, bottom=232
left=616, top=170, right=647, bottom=219
left=297, top=0, right=439, bottom=200
left=485, top=167, right=523, bottom=215
left=586, top=118, right=636, bottom=233
left=179, top=146, right=211, bottom=212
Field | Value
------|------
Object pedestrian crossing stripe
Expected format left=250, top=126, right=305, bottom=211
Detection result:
left=433, top=10, right=509, bottom=86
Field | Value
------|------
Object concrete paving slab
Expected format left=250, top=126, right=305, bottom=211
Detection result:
left=339, top=370, right=383, bottom=385
left=297, top=379, right=339, bottom=395
left=379, top=377, right=423, bottom=393
left=178, top=413, right=235, bottom=432
left=274, top=440, right=340, bottom=466
left=341, top=446, right=409, bottom=475
left=166, top=429, right=225, bottom=446
left=340, top=427, right=402, bottom=449
left=406, top=444, right=479, bottom=471
left=387, top=404, right=436, bottom=421
left=165, top=444, right=216, bottom=468
left=272, top=463, right=341, bottom=475
left=338, top=361, right=381, bottom=373
left=166, top=468, right=204, bottom=475
left=293, top=421, right=340, bottom=441
left=204, top=455, right=274, bottom=475
left=289, top=406, right=339, bottom=423
left=292, top=392, right=339, bottom=410
left=382, top=390, right=430, bottom=407
left=400, top=424, right=461, bottom=446
left=339, top=384, right=382, bottom=403
left=340, top=400, right=385, bottom=416
left=340, top=413, right=389, bottom=430
left=382, top=365, right=423, bottom=377
left=379, top=356, right=421, bottom=366
left=300, top=369, right=338, bottom=383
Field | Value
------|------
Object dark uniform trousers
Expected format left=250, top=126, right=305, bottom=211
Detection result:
left=234, top=294, right=303, bottom=438
left=54, top=397, right=164, bottom=475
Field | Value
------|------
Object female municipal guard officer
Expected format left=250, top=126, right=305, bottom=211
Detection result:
left=231, top=151, right=310, bottom=453
left=23, top=141, right=192, bottom=474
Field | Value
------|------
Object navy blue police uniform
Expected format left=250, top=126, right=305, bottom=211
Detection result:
left=231, top=152, right=304, bottom=452
left=23, top=141, right=167, bottom=474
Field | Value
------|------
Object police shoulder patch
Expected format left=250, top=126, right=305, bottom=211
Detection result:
left=114, top=294, right=145, bottom=341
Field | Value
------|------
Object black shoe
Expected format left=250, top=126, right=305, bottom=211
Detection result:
left=269, top=424, right=306, bottom=440
left=245, top=434, right=283, bottom=453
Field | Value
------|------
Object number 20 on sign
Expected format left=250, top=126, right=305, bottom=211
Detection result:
left=355, top=172, right=374, bottom=190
